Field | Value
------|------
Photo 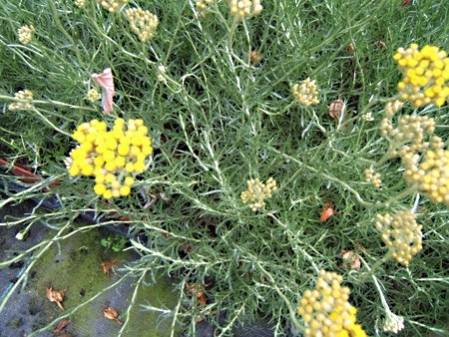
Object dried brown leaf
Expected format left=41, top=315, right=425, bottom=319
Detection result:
left=328, top=99, right=345, bottom=120
left=249, top=50, right=263, bottom=65
left=100, top=259, right=118, bottom=275
left=186, top=283, right=207, bottom=306
left=103, top=306, right=122, bottom=324
left=53, top=319, right=71, bottom=334
left=46, top=287, right=65, bottom=310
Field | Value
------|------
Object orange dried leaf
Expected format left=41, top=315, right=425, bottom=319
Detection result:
left=197, top=292, right=207, bottom=306
left=101, top=259, right=118, bottom=275
left=320, top=202, right=335, bottom=223
left=103, top=307, right=122, bottom=324
left=185, top=283, right=207, bottom=306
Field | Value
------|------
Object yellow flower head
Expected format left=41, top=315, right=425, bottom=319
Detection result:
left=364, top=167, right=382, bottom=189
left=375, top=210, right=422, bottom=266
left=86, top=88, right=101, bottom=103
left=394, top=44, right=449, bottom=107
left=384, top=100, right=404, bottom=119
left=8, top=90, right=33, bottom=111
left=18, top=25, right=35, bottom=45
left=227, top=0, right=263, bottom=19
left=125, top=8, right=159, bottom=43
left=241, top=177, right=277, bottom=212
left=68, top=118, right=153, bottom=199
left=404, top=147, right=449, bottom=205
left=381, top=114, right=435, bottom=158
left=97, top=0, right=129, bottom=13
left=297, top=270, right=367, bottom=337
left=292, top=78, right=320, bottom=106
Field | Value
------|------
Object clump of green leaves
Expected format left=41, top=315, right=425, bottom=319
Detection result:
left=100, top=235, right=127, bottom=253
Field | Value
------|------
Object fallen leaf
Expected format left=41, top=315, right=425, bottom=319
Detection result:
left=402, top=0, right=411, bottom=6
left=185, top=283, right=207, bottom=306
left=103, top=306, right=122, bottom=324
left=328, top=99, right=345, bottom=120
left=53, top=319, right=71, bottom=334
left=46, top=287, right=65, bottom=310
left=92, top=68, right=115, bottom=114
left=249, top=50, right=263, bottom=65
left=100, top=259, right=118, bottom=275
left=197, top=292, right=207, bottom=306
left=319, top=202, right=335, bottom=223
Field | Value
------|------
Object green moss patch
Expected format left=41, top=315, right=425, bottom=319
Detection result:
left=30, top=228, right=179, bottom=337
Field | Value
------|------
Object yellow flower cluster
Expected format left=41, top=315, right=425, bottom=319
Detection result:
left=380, top=114, right=435, bottom=157
left=292, top=78, right=320, bottom=106
left=97, top=0, right=129, bottom=13
left=380, top=101, right=404, bottom=143
left=68, top=118, right=153, bottom=199
left=86, top=88, right=101, bottom=103
left=379, top=98, right=449, bottom=206
left=75, top=0, right=86, bottom=8
left=241, top=177, right=277, bottom=211
left=375, top=210, right=422, bottom=266
left=18, top=25, right=35, bottom=45
left=361, top=112, right=374, bottom=122
left=196, top=0, right=216, bottom=15
left=125, top=8, right=159, bottom=43
left=394, top=44, right=449, bottom=107
left=404, top=148, right=449, bottom=205
left=364, top=167, right=381, bottom=189
left=384, top=100, right=404, bottom=119
left=8, top=90, right=33, bottom=111
left=298, top=270, right=367, bottom=337
left=227, top=0, right=263, bottom=19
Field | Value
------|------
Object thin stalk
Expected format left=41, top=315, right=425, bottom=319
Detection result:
left=116, top=271, right=147, bottom=337
left=0, top=94, right=96, bottom=111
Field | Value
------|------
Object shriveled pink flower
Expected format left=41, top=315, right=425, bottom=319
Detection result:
left=91, top=68, right=115, bottom=114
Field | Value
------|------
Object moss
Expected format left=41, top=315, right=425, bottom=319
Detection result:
left=30, top=228, right=179, bottom=337
left=123, top=275, right=180, bottom=337
left=34, top=230, right=111, bottom=312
